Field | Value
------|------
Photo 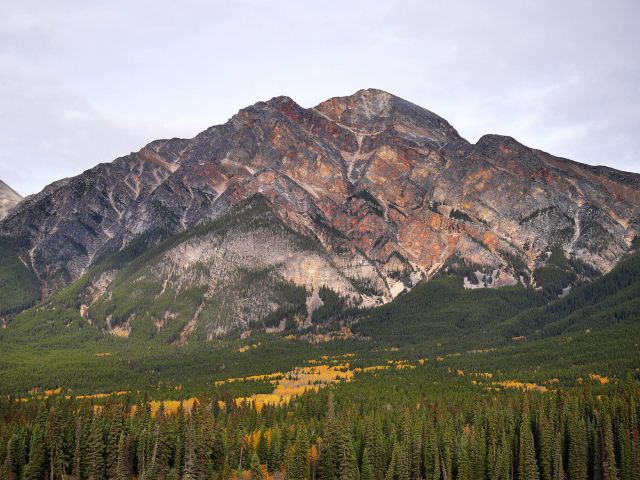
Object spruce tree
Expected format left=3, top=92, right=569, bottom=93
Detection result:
left=567, top=415, right=587, bottom=480
left=601, top=413, right=618, bottom=480
left=250, top=451, right=262, bottom=480
left=551, top=432, right=564, bottom=480
left=384, top=442, right=399, bottom=480
left=422, top=424, right=439, bottom=480
left=294, top=426, right=310, bottom=480
left=45, top=408, right=67, bottom=480
left=3, top=434, right=16, bottom=480
left=71, top=418, right=83, bottom=480
left=85, top=414, right=105, bottom=480
left=537, top=416, right=554, bottom=480
left=361, top=447, right=374, bottom=480
left=182, top=419, right=196, bottom=480
left=337, top=425, right=357, bottom=480
left=24, top=404, right=48, bottom=480
left=106, top=410, right=123, bottom=480
left=518, top=414, right=539, bottom=480
left=115, top=433, right=130, bottom=480
left=494, top=436, right=512, bottom=480
left=318, top=406, right=338, bottom=480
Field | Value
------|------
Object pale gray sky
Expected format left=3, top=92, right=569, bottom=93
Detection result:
left=1, top=0, right=639, bottom=196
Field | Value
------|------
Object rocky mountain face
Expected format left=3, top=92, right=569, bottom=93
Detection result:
left=0, top=180, right=22, bottom=220
left=1, top=89, right=639, bottom=339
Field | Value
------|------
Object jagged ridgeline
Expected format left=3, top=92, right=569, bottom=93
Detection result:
left=1, top=88, right=639, bottom=340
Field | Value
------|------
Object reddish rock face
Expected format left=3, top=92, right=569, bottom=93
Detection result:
left=2, top=89, right=639, bottom=303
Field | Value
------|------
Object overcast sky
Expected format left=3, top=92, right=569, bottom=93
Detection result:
left=1, top=0, right=639, bottom=196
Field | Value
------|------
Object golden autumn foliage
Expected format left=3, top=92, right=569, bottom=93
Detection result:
left=75, top=391, right=129, bottom=400
left=309, top=444, right=319, bottom=464
left=491, top=380, right=547, bottom=393
left=588, top=373, right=610, bottom=384
left=149, top=397, right=198, bottom=416
left=469, top=372, right=493, bottom=379
left=235, top=364, right=354, bottom=411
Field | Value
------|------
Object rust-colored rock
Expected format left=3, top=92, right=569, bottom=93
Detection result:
left=2, top=88, right=639, bottom=311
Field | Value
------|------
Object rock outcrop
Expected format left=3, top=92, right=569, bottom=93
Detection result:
left=0, top=180, right=22, bottom=220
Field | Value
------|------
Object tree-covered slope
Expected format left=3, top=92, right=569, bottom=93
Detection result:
left=504, top=251, right=640, bottom=339
left=352, top=251, right=640, bottom=353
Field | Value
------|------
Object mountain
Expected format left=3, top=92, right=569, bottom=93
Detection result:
left=0, top=180, right=22, bottom=220
left=1, top=89, right=639, bottom=339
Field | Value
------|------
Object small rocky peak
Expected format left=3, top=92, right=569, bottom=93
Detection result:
left=0, top=180, right=23, bottom=221
left=314, top=88, right=464, bottom=144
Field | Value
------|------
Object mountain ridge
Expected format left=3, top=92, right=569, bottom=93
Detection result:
left=1, top=89, right=639, bottom=337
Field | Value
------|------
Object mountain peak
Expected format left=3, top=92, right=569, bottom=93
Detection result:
left=1, top=89, right=639, bottom=334
left=314, top=89, right=462, bottom=144
left=0, top=180, right=22, bottom=220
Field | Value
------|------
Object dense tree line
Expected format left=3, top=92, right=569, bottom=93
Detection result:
left=1, top=382, right=639, bottom=480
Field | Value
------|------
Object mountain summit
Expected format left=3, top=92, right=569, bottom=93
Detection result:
left=1, top=89, right=639, bottom=338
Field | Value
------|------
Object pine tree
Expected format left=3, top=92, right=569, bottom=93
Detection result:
left=257, top=431, right=269, bottom=472
left=567, top=415, right=587, bottom=480
left=193, top=418, right=211, bottom=479
left=422, top=424, right=439, bottom=480
left=551, top=432, right=564, bottom=480
left=456, top=431, right=472, bottom=480
left=71, top=418, right=83, bottom=480
left=172, top=435, right=182, bottom=480
left=410, top=423, right=422, bottom=480
left=85, top=415, right=105, bottom=480
left=3, top=434, right=17, bottom=480
left=384, top=442, right=399, bottom=480
left=24, top=404, right=48, bottom=480
left=106, top=409, right=123, bottom=480
left=361, top=447, right=374, bottom=480
left=440, top=421, right=454, bottom=480
left=494, top=435, right=512, bottom=480
left=210, top=422, right=227, bottom=473
left=537, top=415, right=554, bottom=480
left=137, top=428, right=150, bottom=479
left=318, top=399, right=339, bottom=480
left=518, top=413, right=539, bottom=480
left=293, top=426, right=310, bottom=480
left=363, top=417, right=384, bottom=480
left=337, top=425, right=357, bottom=480
left=396, top=442, right=410, bottom=480
left=269, top=427, right=282, bottom=474
left=589, top=418, right=602, bottom=480
left=250, top=451, right=263, bottom=480
left=151, top=408, right=171, bottom=480
left=182, top=417, right=198, bottom=480
left=601, top=413, right=618, bottom=480
left=115, top=433, right=130, bottom=480
left=45, top=408, right=67, bottom=480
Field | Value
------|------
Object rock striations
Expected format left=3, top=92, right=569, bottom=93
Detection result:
left=1, top=89, right=639, bottom=338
